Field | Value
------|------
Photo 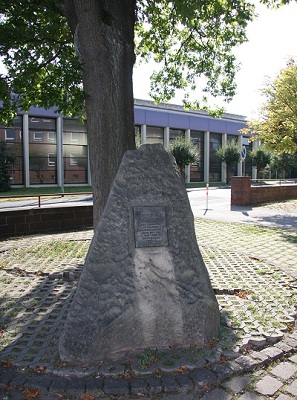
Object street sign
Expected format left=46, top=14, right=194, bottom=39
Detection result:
left=241, top=146, right=246, bottom=161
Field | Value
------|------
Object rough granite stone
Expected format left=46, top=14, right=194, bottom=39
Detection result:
left=222, top=375, right=253, bottom=393
left=270, top=361, right=297, bottom=380
left=286, top=378, right=297, bottom=397
left=200, top=388, right=232, bottom=400
left=254, top=375, right=283, bottom=396
left=59, top=144, right=219, bottom=362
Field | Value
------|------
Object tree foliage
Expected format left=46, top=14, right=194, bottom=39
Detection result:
left=270, top=153, right=296, bottom=178
left=0, top=0, right=84, bottom=124
left=216, top=140, right=241, bottom=183
left=169, top=136, right=199, bottom=176
left=0, top=0, right=256, bottom=125
left=0, top=0, right=273, bottom=222
left=243, top=59, right=297, bottom=153
left=250, top=147, right=271, bottom=178
left=0, top=141, right=15, bottom=191
left=136, top=0, right=255, bottom=114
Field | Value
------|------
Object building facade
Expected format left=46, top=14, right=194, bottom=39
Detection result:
left=0, top=99, right=252, bottom=188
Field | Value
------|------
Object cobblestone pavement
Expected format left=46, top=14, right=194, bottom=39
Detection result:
left=0, top=201, right=296, bottom=399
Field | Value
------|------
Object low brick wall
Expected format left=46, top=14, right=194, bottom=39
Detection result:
left=231, top=177, right=297, bottom=206
left=0, top=205, right=93, bottom=239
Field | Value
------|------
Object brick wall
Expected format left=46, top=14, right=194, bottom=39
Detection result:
left=231, top=177, right=297, bottom=206
left=0, top=205, right=93, bottom=239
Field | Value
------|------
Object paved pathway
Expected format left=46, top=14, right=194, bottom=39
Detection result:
left=0, top=198, right=296, bottom=399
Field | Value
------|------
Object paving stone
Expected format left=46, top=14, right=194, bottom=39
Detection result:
left=275, top=342, right=293, bottom=353
left=148, top=376, right=163, bottom=394
left=226, top=359, right=245, bottom=374
left=248, top=350, right=270, bottom=366
left=289, top=354, right=297, bottom=364
left=233, top=355, right=260, bottom=371
left=175, top=373, right=193, bottom=390
left=85, top=377, right=103, bottom=392
left=286, top=378, right=297, bottom=397
left=270, top=361, right=297, bottom=380
left=284, top=337, right=297, bottom=348
left=66, top=378, right=86, bottom=394
left=104, top=377, right=130, bottom=395
left=160, top=394, right=194, bottom=400
left=161, top=375, right=180, bottom=392
left=1, top=218, right=297, bottom=399
left=211, top=363, right=233, bottom=380
left=49, top=376, right=68, bottom=392
left=275, top=394, right=295, bottom=400
left=260, top=346, right=284, bottom=361
left=254, top=375, right=283, bottom=396
left=189, top=368, right=217, bottom=387
left=222, top=375, right=253, bottom=393
left=10, top=372, right=28, bottom=387
left=200, top=388, right=232, bottom=400
left=130, top=377, right=148, bottom=395
left=0, top=370, right=18, bottom=386
left=23, top=375, right=52, bottom=391
left=0, top=388, right=25, bottom=400
left=238, top=392, right=265, bottom=400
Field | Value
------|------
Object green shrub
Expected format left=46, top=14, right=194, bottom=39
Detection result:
left=169, top=137, right=199, bottom=177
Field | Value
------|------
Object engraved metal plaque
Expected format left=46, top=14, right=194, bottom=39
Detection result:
left=133, top=205, right=168, bottom=248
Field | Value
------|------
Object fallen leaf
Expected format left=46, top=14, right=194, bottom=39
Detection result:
left=25, top=387, right=40, bottom=399
left=219, top=355, right=226, bottom=364
left=2, top=359, right=13, bottom=369
left=81, top=394, right=95, bottom=400
left=235, top=290, right=250, bottom=299
left=36, top=365, right=46, bottom=373
left=175, top=365, right=189, bottom=374
left=202, top=383, right=211, bottom=390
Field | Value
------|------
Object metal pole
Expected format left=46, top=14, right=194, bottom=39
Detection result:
left=206, top=183, right=209, bottom=211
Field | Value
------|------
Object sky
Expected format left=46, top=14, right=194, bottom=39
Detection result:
left=133, top=1, right=297, bottom=119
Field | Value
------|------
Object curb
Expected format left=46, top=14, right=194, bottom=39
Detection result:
left=1, top=332, right=297, bottom=398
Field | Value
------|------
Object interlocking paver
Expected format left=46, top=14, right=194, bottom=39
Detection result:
left=289, top=354, right=297, bottom=363
left=238, top=392, right=265, bottom=400
left=0, top=201, right=297, bottom=399
left=275, top=394, right=295, bottom=400
left=270, top=361, right=297, bottom=380
left=286, top=378, right=297, bottom=397
left=200, top=388, right=232, bottom=400
left=221, top=375, right=253, bottom=393
left=254, top=375, right=283, bottom=395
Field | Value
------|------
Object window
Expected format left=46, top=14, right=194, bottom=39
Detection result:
left=70, top=153, right=78, bottom=166
left=71, top=132, right=80, bottom=142
left=47, top=132, right=56, bottom=142
left=33, top=132, right=43, bottom=141
left=146, top=126, right=164, bottom=145
left=169, top=128, right=184, bottom=141
left=5, top=128, right=16, bottom=142
left=48, top=153, right=56, bottom=167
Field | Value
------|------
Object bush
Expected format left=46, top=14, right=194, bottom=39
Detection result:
left=169, top=137, right=199, bottom=177
left=0, top=141, right=15, bottom=191
left=216, top=141, right=241, bottom=184
left=250, top=147, right=271, bottom=178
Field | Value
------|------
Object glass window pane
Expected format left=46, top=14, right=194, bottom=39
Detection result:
left=146, top=126, right=164, bottom=145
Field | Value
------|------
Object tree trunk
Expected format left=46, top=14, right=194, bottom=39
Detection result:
left=63, top=0, right=136, bottom=226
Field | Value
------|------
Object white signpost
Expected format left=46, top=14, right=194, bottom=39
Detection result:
left=241, top=146, right=246, bottom=176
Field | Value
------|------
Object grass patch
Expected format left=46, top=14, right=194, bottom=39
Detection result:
left=1, top=240, right=89, bottom=268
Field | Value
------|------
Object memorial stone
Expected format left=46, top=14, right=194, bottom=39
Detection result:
left=59, top=143, right=220, bottom=363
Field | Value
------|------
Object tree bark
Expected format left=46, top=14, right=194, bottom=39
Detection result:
left=63, top=0, right=136, bottom=226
